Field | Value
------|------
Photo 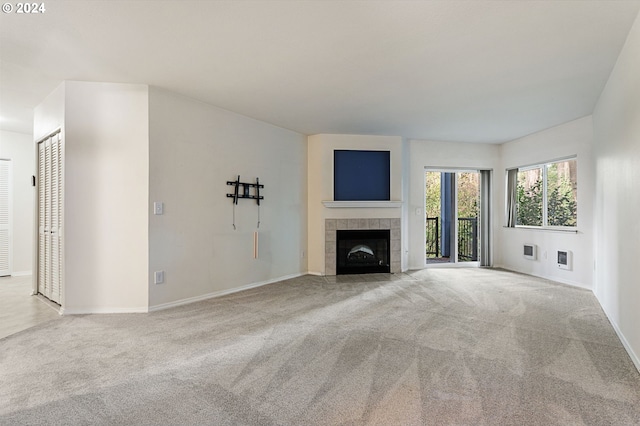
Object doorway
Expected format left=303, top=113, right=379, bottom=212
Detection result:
left=0, top=159, right=11, bottom=276
left=37, top=131, right=63, bottom=305
left=425, top=169, right=489, bottom=266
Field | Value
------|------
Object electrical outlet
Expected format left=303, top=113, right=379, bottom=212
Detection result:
left=154, top=271, right=165, bottom=284
left=153, top=202, right=164, bottom=215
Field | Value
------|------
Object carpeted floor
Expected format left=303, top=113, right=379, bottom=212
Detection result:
left=1, top=268, right=639, bottom=425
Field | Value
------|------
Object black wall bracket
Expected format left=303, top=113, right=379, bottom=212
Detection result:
left=226, top=176, right=264, bottom=205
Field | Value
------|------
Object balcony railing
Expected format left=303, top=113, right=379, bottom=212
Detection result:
left=425, top=217, right=439, bottom=257
left=426, top=216, right=478, bottom=261
left=457, top=217, right=478, bottom=261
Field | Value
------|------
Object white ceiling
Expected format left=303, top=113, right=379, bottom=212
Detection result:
left=1, top=1, right=639, bottom=143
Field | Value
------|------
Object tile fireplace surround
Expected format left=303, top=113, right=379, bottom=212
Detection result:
left=325, top=218, right=401, bottom=275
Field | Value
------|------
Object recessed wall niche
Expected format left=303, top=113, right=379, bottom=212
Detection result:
left=333, top=150, right=390, bottom=201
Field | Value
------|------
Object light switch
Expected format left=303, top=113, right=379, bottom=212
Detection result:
left=154, top=202, right=164, bottom=215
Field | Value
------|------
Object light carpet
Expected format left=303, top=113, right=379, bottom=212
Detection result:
left=1, top=268, right=639, bottom=425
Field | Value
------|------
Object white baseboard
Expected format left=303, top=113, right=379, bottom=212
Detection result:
left=599, top=307, right=640, bottom=374
left=60, top=306, right=149, bottom=315
left=494, top=265, right=590, bottom=290
left=496, top=265, right=639, bottom=374
left=148, top=272, right=306, bottom=312
left=11, top=271, right=32, bottom=277
left=533, top=273, right=590, bottom=290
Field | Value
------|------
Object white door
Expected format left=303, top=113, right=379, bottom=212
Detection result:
left=37, top=132, right=63, bottom=304
left=0, top=160, right=12, bottom=276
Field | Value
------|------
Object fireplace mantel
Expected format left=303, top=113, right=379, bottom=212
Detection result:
left=322, top=201, right=402, bottom=208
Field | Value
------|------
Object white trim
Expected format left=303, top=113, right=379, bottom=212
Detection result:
left=148, top=273, right=305, bottom=312
left=60, top=306, right=149, bottom=315
left=508, top=155, right=578, bottom=172
left=424, top=166, right=493, bottom=173
left=534, top=273, right=589, bottom=290
left=601, top=309, right=640, bottom=374
left=424, top=262, right=481, bottom=269
left=506, top=225, right=579, bottom=233
left=35, top=128, right=62, bottom=145
left=322, top=201, right=402, bottom=208
left=35, top=294, right=62, bottom=313
left=11, top=271, right=32, bottom=277
left=495, top=265, right=590, bottom=290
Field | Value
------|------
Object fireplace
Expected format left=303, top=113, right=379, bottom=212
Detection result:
left=336, top=229, right=390, bottom=274
left=324, top=218, right=400, bottom=275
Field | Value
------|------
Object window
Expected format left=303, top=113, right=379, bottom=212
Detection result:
left=508, top=158, right=577, bottom=228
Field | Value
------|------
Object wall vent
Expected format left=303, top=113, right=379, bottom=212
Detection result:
left=557, top=250, right=572, bottom=270
left=523, top=244, right=537, bottom=260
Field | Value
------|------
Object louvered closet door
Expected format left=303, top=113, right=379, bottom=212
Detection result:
left=38, top=132, right=63, bottom=305
left=0, top=160, right=11, bottom=276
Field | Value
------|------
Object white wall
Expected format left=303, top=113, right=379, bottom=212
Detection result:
left=497, top=116, right=594, bottom=289
left=34, top=81, right=150, bottom=313
left=33, top=83, right=65, bottom=144
left=407, top=139, right=501, bottom=269
left=592, top=11, right=640, bottom=370
left=64, top=82, right=149, bottom=313
left=148, top=87, right=307, bottom=309
left=0, top=131, right=35, bottom=275
left=307, top=134, right=404, bottom=275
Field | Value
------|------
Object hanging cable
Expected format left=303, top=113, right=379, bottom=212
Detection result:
left=257, top=203, right=260, bottom=229
left=232, top=202, right=236, bottom=230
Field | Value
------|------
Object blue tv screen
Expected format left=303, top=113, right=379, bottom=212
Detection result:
left=334, top=150, right=390, bottom=201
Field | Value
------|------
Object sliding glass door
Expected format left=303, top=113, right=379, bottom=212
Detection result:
left=425, top=169, right=487, bottom=266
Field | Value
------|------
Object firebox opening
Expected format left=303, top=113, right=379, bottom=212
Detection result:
left=336, top=229, right=390, bottom=275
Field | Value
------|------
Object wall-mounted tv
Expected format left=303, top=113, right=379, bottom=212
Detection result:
left=334, top=150, right=390, bottom=201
